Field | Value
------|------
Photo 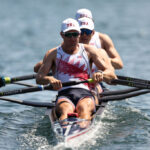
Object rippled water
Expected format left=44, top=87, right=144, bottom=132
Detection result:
left=0, top=0, right=150, bottom=149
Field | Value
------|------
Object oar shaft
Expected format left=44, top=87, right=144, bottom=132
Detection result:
left=101, top=89, right=150, bottom=102
left=111, top=79, right=150, bottom=89
left=13, top=82, right=37, bottom=87
left=0, top=85, right=48, bottom=96
left=10, top=72, right=52, bottom=82
left=11, top=74, right=37, bottom=82
left=0, top=72, right=52, bottom=87
left=0, top=79, right=93, bottom=96
left=117, top=75, right=150, bottom=85
left=0, top=97, right=55, bottom=108
left=101, top=87, right=141, bottom=96
left=0, top=74, right=36, bottom=86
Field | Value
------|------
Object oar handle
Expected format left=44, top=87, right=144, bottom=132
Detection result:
left=61, top=79, right=93, bottom=87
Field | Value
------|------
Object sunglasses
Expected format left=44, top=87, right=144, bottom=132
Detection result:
left=63, top=32, right=80, bottom=38
left=81, top=29, right=93, bottom=35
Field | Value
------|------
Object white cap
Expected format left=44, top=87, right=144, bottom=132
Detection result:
left=78, top=17, right=94, bottom=30
left=75, top=8, right=93, bottom=20
left=61, top=18, right=80, bottom=33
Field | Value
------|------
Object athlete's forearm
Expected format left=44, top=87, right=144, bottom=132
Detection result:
left=34, top=60, right=43, bottom=73
left=36, top=74, right=53, bottom=85
left=111, top=58, right=123, bottom=69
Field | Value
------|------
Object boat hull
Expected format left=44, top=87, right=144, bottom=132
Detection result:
left=46, top=100, right=107, bottom=146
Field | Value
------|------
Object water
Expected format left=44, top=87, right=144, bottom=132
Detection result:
left=0, top=0, right=150, bottom=149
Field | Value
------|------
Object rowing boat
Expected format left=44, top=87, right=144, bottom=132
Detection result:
left=1, top=72, right=150, bottom=148
left=46, top=89, right=108, bottom=146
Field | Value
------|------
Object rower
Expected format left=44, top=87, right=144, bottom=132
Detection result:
left=75, top=8, right=123, bottom=70
left=76, top=9, right=123, bottom=102
left=34, top=9, right=123, bottom=74
left=36, top=18, right=117, bottom=122
left=77, top=17, right=114, bottom=104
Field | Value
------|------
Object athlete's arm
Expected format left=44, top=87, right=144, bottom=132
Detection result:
left=34, top=61, right=43, bottom=73
left=98, top=48, right=114, bottom=71
left=34, top=48, right=56, bottom=73
left=99, top=33, right=123, bottom=69
left=36, top=48, right=62, bottom=90
left=84, top=44, right=117, bottom=84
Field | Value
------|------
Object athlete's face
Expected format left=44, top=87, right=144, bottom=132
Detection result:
left=79, top=29, right=94, bottom=44
left=61, top=30, right=80, bottom=46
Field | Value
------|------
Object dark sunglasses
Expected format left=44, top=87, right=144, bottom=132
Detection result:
left=81, top=29, right=93, bottom=35
left=63, top=32, right=80, bottom=38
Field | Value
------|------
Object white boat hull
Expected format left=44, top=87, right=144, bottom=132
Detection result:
left=46, top=101, right=107, bottom=146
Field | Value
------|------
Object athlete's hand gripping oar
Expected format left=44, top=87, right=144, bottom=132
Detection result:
left=0, top=79, right=93, bottom=96
left=0, top=97, right=55, bottom=108
left=0, top=72, right=52, bottom=87
left=111, top=79, right=150, bottom=89
left=117, top=75, right=150, bottom=85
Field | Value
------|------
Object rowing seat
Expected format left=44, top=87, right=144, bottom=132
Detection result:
left=67, top=113, right=79, bottom=118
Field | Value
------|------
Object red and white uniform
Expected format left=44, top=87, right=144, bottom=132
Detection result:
left=55, top=43, right=91, bottom=91
left=89, top=31, right=101, bottom=49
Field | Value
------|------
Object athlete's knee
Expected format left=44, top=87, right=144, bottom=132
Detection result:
left=77, top=102, right=91, bottom=113
left=55, top=102, right=74, bottom=118
left=76, top=103, right=93, bottom=120
left=76, top=98, right=95, bottom=115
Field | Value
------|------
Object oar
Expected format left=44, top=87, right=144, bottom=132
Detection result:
left=101, top=89, right=150, bottom=102
left=111, top=79, right=150, bottom=89
left=0, top=72, right=52, bottom=87
left=0, top=97, right=55, bottom=108
left=13, top=82, right=38, bottom=87
left=117, top=75, right=150, bottom=85
left=0, top=74, right=37, bottom=87
left=1, top=89, right=149, bottom=108
left=0, top=79, right=93, bottom=96
left=101, top=87, right=141, bottom=96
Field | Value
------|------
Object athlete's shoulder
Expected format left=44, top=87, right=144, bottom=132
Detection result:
left=47, top=47, right=57, bottom=55
left=48, top=47, right=57, bottom=53
left=83, top=44, right=98, bottom=57
left=84, top=43, right=95, bottom=50
left=44, top=47, right=57, bottom=62
left=98, top=32, right=112, bottom=40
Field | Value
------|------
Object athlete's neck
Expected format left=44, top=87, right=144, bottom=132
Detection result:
left=61, top=43, right=79, bottom=54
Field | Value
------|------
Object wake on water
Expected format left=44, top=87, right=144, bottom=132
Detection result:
left=16, top=106, right=110, bottom=150
left=7, top=101, right=150, bottom=150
